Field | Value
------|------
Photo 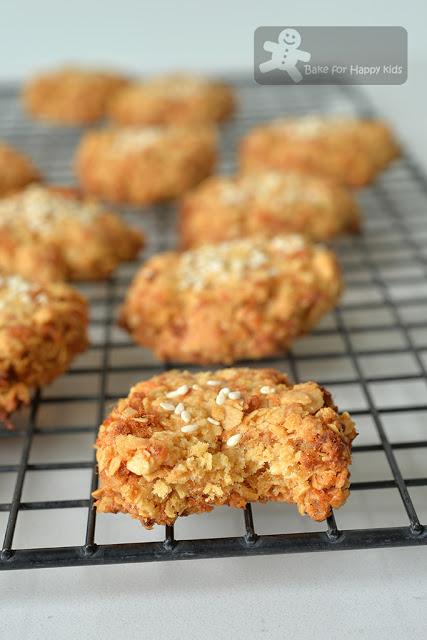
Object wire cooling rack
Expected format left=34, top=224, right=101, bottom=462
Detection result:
left=0, top=78, right=426, bottom=570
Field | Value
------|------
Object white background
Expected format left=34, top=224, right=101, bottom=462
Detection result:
left=2, top=1, right=427, bottom=638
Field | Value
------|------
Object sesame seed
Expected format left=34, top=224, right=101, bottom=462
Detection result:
left=228, top=391, right=241, bottom=400
left=174, top=402, right=184, bottom=415
left=181, top=410, right=191, bottom=423
left=260, top=385, right=275, bottom=395
left=181, top=424, right=198, bottom=434
left=207, top=380, right=220, bottom=387
left=216, top=393, right=226, bottom=405
left=219, top=387, right=230, bottom=396
left=159, top=402, right=175, bottom=412
left=226, top=433, right=242, bottom=448
left=166, top=384, right=189, bottom=399
left=207, top=417, right=220, bottom=425
left=192, top=384, right=200, bottom=390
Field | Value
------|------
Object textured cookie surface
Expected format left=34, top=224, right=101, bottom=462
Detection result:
left=109, top=73, right=235, bottom=125
left=240, top=116, right=400, bottom=187
left=180, top=171, right=360, bottom=248
left=0, top=185, right=144, bottom=282
left=76, top=125, right=217, bottom=204
left=93, top=368, right=357, bottom=527
left=120, top=234, right=342, bottom=364
left=0, top=275, right=88, bottom=420
left=0, top=143, right=40, bottom=197
left=23, top=67, right=128, bottom=124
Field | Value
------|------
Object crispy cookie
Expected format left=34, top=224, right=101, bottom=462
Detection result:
left=93, top=368, right=357, bottom=527
left=0, top=185, right=144, bottom=282
left=76, top=125, right=217, bottom=205
left=23, top=67, right=129, bottom=125
left=180, top=171, right=360, bottom=248
left=119, top=235, right=342, bottom=364
left=0, top=143, right=40, bottom=197
left=108, top=73, right=235, bottom=125
left=240, top=116, right=400, bottom=187
left=0, top=274, right=88, bottom=420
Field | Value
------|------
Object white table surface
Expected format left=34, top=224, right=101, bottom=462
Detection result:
left=2, top=57, right=427, bottom=640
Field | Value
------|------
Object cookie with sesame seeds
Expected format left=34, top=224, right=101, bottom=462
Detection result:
left=240, top=116, right=400, bottom=187
left=0, top=142, right=41, bottom=197
left=180, top=171, right=360, bottom=248
left=93, top=367, right=357, bottom=527
left=23, top=66, right=129, bottom=125
left=76, top=125, right=217, bottom=205
left=0, top=185, right=144, bottom=282
left=108, top=72, right=235, bottom=126
left=0, top=274, right=88, bottom=421
left=119, top=234, right=342, bottom=364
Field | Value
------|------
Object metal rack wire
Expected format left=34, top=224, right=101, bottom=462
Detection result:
left=0, top=78, right=426, bottom=570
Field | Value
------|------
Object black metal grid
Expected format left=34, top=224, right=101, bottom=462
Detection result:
left=1, top=78, right=426, bottom=571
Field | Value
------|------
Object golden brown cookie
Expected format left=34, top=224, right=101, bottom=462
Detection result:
left=0, top=143, right=40, bottom=196
left=76, top=125, right=217, bottom=205
left=108, top=73, right=235, bottom=125
left=180, top=171, right=360, bottom=248
left=240, top=116, right=400, bottom=187
left=119, top=235, right=342, bottom=364
left=0, top=274, right=88, bottom=420
left=0, top=185, right=144, bottom=282
left=23, top=67, right=129, bottom=125
left=93, top=367, right=357, bottom=527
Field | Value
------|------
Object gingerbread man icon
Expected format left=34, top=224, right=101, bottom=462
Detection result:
left=259, top=28, right=311, bottom=83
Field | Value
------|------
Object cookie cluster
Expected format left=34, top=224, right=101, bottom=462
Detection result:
left=0, top=67, right=401, bottom=525
left=0, top=185, right=144, bottom=281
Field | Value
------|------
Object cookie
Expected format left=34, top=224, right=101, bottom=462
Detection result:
left=119, top=234, right=342, bottom=364
left=0, top=274, right=88, bottom=420
left=23, top=66, right=129, bottom=125
left=0, top=184, right=144, bottom=281
left=180, top=171, right=360, bottom=248
left=108, top=72, right=235, bottom=125
left=93, top=367, right=357, bottom=527
left=0, top=143, right=40, bottom=197
left=0, top=185, right=144, bottom=282
left=76, top=125, right=217, bottom=205
left=240, top=116, right=400, bottom=187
